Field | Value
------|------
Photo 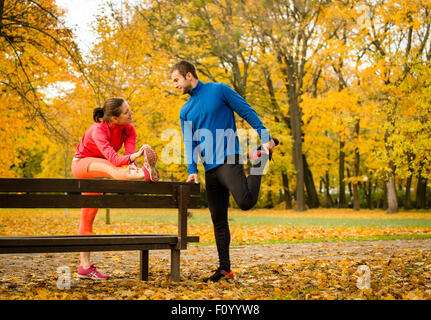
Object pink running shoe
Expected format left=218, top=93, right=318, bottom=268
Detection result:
left=142, top=145, right=158, bottom=165
left=142, top=147, right=160, bottom=182
left=77, top=264, right=110, bottom=280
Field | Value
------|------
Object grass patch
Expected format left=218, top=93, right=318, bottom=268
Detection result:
left=1, top=208, right=430, bottom=245
left=105, top=209, right=431, bottom=228
left=188, top=233, right=431, bottom=247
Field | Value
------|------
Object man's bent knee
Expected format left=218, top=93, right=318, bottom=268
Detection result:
left=236, top=199, right=256, bottom=211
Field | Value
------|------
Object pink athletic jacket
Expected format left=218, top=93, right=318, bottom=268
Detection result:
left=74, top=121, right=136, bottom=167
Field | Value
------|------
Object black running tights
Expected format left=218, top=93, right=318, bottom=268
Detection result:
left=204, top=155, right=268, bottom=271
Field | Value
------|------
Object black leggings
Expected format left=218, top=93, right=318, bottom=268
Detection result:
left=204, top=154, right=268, bottom=271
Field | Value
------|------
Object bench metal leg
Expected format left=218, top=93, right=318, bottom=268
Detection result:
left=171, top=249, right=180, bottom=282
left=139, top=250, right=149, bottom=281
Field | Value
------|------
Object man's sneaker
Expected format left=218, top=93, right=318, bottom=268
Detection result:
left=142, top=147, right=160, bottom=182
left=249, top=137, right=280, bottom=162
left=203, top=268, right=234, bottom=283
left=77, top=264, right=110, bottom=280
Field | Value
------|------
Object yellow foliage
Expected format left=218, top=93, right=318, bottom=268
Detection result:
left=2, top=0, right=431, bottom=208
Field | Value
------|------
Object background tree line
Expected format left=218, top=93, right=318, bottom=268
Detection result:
left=1, top=0, right=430, bottom=212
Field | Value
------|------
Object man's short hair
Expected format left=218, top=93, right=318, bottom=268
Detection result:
left=170, top=60, right=198, bottom=79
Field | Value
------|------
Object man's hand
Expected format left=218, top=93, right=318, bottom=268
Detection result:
left=186, top=173, right=199, bottom=184
left=262, top=139, right=276, bottom=153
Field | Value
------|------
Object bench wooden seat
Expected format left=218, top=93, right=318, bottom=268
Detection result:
left=0, top=178, right=201, bottom=281
left=0, top=234, right=200, bottom=252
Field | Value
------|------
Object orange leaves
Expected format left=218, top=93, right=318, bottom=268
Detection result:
left=228, top=225, right=431, bottom=244
left=0, top=243, right=430, bottom=300
left=1, top=208, right=431, bottom=300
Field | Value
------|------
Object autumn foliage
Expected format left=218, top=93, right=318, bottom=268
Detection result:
left=0, top=0, right=430, bottom=210
left=1, top=0, right=430, bottom=212
left=3, top=0, right=431, bottom=303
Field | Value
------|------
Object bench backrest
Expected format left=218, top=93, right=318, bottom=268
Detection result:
left=0, top=178, right=201, bottom=249
left=0, top=178, right=200, bottom=209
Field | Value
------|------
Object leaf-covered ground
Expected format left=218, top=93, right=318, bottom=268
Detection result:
left=0, top=208, right=430, bottom=300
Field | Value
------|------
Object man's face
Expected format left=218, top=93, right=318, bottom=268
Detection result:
left=171, top=70, right=193, bottom=95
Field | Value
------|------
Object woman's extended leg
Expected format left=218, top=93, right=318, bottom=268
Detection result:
left=72, top=157, right=146, bottom=180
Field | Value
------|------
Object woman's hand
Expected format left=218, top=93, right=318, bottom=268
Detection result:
left=129, top=144, right=151, bottom=163
left=127, top=163, right=138, bottom=173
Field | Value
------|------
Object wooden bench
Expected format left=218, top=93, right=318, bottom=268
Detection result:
left=0, top=178, right=200, bottom=281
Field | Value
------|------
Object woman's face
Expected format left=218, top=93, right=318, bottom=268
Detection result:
left=111, top=101, right=133, bottom=125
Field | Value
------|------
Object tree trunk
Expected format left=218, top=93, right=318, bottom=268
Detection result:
left=353, top=185, right=360, bottom=210
left=368, top=179, right=373, bottom=209
left=346, top=167, right=353, bottom=206
left=386, top=174, right=398, bottom=214
left=398, top=179, right=403, bottom=192
left=324, top=171, right=334, bottom=208
left=404, top=174, right=412, bottom=210
left=416, top=173, right=427, bottom=209
left=353, top=170, right=360, bottom=211
left=291, top=108, right=305, bottom=211
left=384, top=107, right=398, bottom=213
left=363, top=177, right=374, bottom=209
left=266, top=191, right=273, bottom=208
left=303, top=154, right=320, bottom=208
left=0, top=0, right=4, bottom=31
left=339, top=139, right=346, bottom=208
left=282, top=172, right=292, bottom=209
left=380, top=182, right=388, bottom=210
left=428, top=184, right=431, bottom=209
left=285, top=55, right=305, bottom=212
left=353, top=119, right=360, bottom=211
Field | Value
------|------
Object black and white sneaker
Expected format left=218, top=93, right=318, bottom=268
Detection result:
left=249, top=137, right=279, bottom=163
left=203, top=268, right=234, bottom=283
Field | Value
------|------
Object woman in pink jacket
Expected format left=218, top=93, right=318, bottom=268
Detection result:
left=71, top=97, right=159, bottom=279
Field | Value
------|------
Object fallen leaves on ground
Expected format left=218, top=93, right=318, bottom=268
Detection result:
left=0, top=248, right=430, bottom=300
left=0, top=209, right=430, bottom=300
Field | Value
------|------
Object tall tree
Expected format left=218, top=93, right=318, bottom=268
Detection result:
left=357, top=0, right=431, bottom=213
left=0, top=0, right=84, bottom=142
left=247, top=0, right=339, bottom=211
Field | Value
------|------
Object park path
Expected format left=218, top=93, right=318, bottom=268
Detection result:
left=1, top=239, right=430, bottom=282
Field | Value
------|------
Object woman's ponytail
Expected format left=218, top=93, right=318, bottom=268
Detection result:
left=93, top=107, right=104, bottom=122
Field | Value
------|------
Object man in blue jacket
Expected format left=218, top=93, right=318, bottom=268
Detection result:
left=170, top=60, right=278, bottom=282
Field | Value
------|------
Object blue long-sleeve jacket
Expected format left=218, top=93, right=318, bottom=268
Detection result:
left=180, top=80, right=271, bottom=174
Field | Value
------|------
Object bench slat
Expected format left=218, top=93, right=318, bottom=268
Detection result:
left=0, top=234, right=178, bottom=246
left=0, top=235, right=199, bottom=253
left=0, top=244, right=176, bottom=253
left=0, top=194, right=201, bottom=208
left=0, top=178, right=200, bottom=195
left=0, top=235, right=199, bottom=242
